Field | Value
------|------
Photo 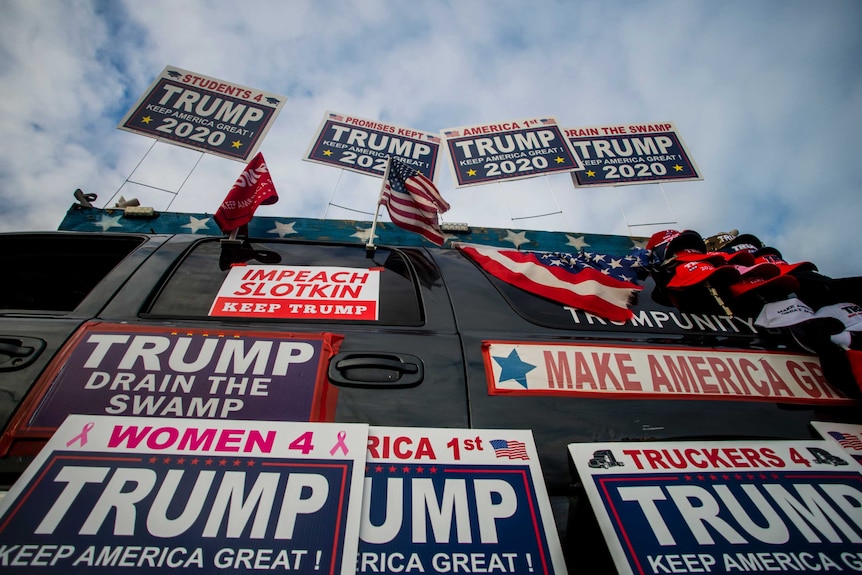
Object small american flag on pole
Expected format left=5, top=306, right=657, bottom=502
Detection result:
left=381, top=157, right=450, bottom=246
left=490, top=439, right=529, bottom=460
left=829, top=431, right=862, bottom=451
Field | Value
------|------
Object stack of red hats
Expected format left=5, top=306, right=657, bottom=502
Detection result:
left=646, top=229, right=809, bottom=303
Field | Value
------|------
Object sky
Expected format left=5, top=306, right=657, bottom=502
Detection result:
left=1, top=0, right=861, bottom=277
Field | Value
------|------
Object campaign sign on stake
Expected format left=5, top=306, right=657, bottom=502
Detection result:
left=118, top=66, right=285, bottom=162
left=303, top=111, right=440, bottom=180
left=0, top=323, right=342, bottom=456
left=812, top=421, right=862, bottom=465
left=569, top=440, right=862, bottom=575
left=210, top=265, right=381, bottom=321
left=442, top=117, right=584, bottom=188
left=357, top=427, right=567, bottom=575
left=566, top=122, right=702, bottom=187
left=0, top=415, right=368, bottom=574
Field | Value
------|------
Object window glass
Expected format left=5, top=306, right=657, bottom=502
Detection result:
left=483, top=272, right=777, bottom=345
left=147, top=240, right=423, bottom=325
left=0, top=234, right=144, bottom=312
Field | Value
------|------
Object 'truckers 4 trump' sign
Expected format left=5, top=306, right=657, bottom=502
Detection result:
left=358, top=427, right=567, bottom=574
left=568, top=440, right=862, bottom=575
left=118, top=66, right=286, bottom=161
left=566, top=122, right=702, bottom=187
left=442, top=117, right=584, bottom=188
left=0, top=415, right=368, bottom=574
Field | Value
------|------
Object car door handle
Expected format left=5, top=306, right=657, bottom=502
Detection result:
left=328, top=352, right=424, bottom=388
left=0, top=337, right=46, bottom=371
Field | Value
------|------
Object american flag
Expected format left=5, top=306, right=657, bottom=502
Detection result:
left=490, top=439, right=529, bottom=460
left=444, top=130, right=460, bottom=137
left=829, top=431, right=862, bottom=451
left=426, top=134, right=441, bottom=143
left=381, top=157, right=450, bottom=246
left=329, top=113, right=344, bottom=121
left=458, top=246, right=646, bottom=322
left=540, top=118, right=554, bottom=125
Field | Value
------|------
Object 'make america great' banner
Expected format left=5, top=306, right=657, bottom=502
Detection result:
left=568, top=439, right=862, bottom=575
left=483, top=341, right=854, bottom=404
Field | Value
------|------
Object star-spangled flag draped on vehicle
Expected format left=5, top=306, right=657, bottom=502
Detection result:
left=381, top=156, right=450, bottom=246
left=458, top=245, right=646, bottom=322
left=214, top=152, right=279, bottom=234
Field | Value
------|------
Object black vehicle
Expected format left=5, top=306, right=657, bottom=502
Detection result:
left=1, top=203, right=860, bottom=572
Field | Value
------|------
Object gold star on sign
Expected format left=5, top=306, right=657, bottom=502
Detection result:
left=554, top=156, right=565, bottom=164
left=141, top=116, right=152, bottom=124
left=323, top=149, right=333, bottom=156
left=673, top=164, right=683, bottom=172
left=467, top=169, right=477, bottom=176
left=232, top=141, right=242, bottom=149
left=586, top=170, right=596, bottom=177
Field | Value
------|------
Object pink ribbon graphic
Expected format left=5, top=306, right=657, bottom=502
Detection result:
left=329, top=431, right=349, bottom=456
left=66, top=422, right=95, bottom=447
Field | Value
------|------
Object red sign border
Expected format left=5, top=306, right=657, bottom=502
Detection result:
left=481, top=339, right=855, bottom=405
left=0, top=321, right=343, bottom=457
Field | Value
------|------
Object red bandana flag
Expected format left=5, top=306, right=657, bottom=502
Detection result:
left=459, top=245, right=643, bottom=322
left=214, top=152, right=279, bottom=233
left=381, top=157, right=450, bottom=246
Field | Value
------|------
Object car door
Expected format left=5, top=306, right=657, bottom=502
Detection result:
left=0, top=232, right=166, bottom=481
left=431, top=247, right=862, bottom=563
left=11, top=235, right=468, bottom=436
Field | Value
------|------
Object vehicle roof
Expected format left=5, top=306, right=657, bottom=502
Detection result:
left=55, top=204, right=645, bottom=254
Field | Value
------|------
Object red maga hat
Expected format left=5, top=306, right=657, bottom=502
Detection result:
left=667, top=260, right=740, bottom=289
left=729, top=265, right=800, bottom=299
left=754, top=253, right=817, bottom=275
left=647, top=230, right=707, bottom=267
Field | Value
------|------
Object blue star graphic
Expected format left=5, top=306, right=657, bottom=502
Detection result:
left=493, top=349, right=536, bottom=389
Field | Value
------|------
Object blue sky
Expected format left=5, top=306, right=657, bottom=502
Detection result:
left=1, top=0, right=861, bottom=276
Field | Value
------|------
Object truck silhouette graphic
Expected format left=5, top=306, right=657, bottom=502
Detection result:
left=588, top=449, right=624, bottom=469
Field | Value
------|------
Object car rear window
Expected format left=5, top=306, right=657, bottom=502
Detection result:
left=0, top=234, right=145, bottom=312
left=146, top=239, right=424, bottom=325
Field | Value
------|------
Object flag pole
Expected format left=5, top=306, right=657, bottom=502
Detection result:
left=366, top=156, right=392, bottom=256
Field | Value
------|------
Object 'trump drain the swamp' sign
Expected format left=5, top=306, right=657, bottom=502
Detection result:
left=358, top=427, right=567, bottom=575
left=569, top=440, right=862, bottom=575
left=0, top=415, right=368, bottom=574
left=118, top=66, right=286, bottom=162
left=304, top=111, right=440, bottom=180
left=442, top=117, right=584, bottom=188
left=0, top=323, right=341, bottom=455
left=483, top=341, right=854, bottom=405
left=210, top=265, right=381, bottom=321
left=566, top=122, right=702, bottom=187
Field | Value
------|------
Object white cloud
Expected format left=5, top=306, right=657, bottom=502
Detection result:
left=0, top=0, right=860, bottom=278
